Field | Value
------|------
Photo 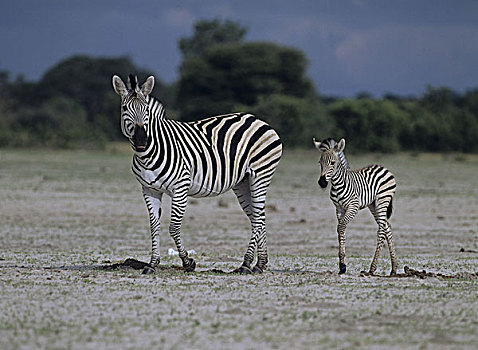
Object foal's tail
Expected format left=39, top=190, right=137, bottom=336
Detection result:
left=387, top=198, right=393, bottom=219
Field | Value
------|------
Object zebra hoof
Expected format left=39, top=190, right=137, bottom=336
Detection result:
left=339, top=263, right=347, bottom=274
left=252, top=265, right=264, bottom=274
left=183, top=258, right=196, bottom=272
left=142, top=266, right=155, bottom=274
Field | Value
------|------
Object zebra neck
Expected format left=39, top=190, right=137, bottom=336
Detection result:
left=331, top=162, right=348, bottom=186
left=147, top=96, right=166, bottom=120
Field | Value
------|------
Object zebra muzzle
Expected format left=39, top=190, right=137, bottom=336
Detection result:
left=133, top=124, right=148, bottom=151
left=318, top=176, right=328, bottom=188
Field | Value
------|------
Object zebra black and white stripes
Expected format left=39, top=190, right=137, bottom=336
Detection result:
left=313, top=138, right=397, bottom=275
left=112, top=74, right=282, bottom=274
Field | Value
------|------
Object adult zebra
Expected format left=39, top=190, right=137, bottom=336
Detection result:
left=112, top=74, right=282, bottom=274
left=313, top=138, right=397, bottom=275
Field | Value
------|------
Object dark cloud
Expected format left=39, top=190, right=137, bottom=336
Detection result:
left=1, top=0, right=477, bottom=97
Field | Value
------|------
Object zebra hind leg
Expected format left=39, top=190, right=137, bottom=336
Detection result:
left=385, top=221, right=397, bottom=275
left=368, top=228, right=386, bottom=275
left=367, top=200, right=395, bottom=275
left=232, top=178, right=255, bottom=274
left=232, top=175, right=269, bottom=274
left=249, top=175, right=270, bottom=274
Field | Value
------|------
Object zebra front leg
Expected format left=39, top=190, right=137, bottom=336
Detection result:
left=142, top=188, right=163, bottom=274
left=337, top=220, right=347, bottom=274
left=336, top=204, right=358, bottom=274
left=169, top=189, right=196, bottom=272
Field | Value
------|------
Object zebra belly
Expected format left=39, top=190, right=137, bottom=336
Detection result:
left=188, top=185, right=230, bottom=198
left=358, top=191, right=376, bottom=209
left=134, top=162, right=247, bottom=198
left=331, top=189, right=375, bottom=211
left=187, top=169, right=247, bottom=198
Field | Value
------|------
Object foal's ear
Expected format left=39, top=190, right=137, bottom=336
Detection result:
left=313, top=138, right=322, bottom=151
left=112, top=75, right=128, bottom=96
left=336, top=138, right=346, bottom=152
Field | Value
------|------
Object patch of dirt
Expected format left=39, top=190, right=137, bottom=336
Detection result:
left=100, top=258, right=232, bottom=274
left=460, top=248, right=478, bottom=253
left=100, top=258, right=151, bottom=270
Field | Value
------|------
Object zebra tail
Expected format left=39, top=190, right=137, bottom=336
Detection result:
left=387, top=198, right=393, bottom=219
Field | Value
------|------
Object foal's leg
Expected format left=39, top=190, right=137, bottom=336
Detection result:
left=336, top=203, right=358, bottom=274
left=368, top=199, right=396, bottom=275
left=385, top=221, right=397, bottom=275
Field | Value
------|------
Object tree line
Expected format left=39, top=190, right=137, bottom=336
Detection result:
left=1, top=19, right=477, bottom=153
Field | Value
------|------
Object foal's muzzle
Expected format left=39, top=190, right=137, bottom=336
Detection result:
left=318, top=175, right=328, bottom=188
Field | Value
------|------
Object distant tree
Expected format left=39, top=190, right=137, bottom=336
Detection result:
left=37, top=55, right=162, bottom=119
left=328, top=98, right=410, bottom=153
left=420, top=86, right=461, bottom=114
left=234, top=94, right=333, bottom=149
left=30, top=55, right=177, bottom=142
left=235, top=94, right=311, bottom=147
left=0, top=70, right=9, bottom=98
left=179, top=19, right=247, bottom=59
left=355, top=91, right=374, bottom=100
left=463, top=89, right=478, bottom=115
left=413, top=86, right=478, bottom=152
left=178, top=42, right=314, bottom=120
left=2, top=97, right=103, bottom=148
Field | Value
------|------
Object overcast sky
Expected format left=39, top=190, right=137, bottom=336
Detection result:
left=1, top=0, right=478, bottom=97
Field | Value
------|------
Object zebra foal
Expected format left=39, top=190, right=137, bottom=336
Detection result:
left=112, top=74, right=282, bottom=274
left=313, top=138, right=397, bottom=275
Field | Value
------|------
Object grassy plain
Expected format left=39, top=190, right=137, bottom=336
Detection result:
left=0, top=146, right=477, bottom=349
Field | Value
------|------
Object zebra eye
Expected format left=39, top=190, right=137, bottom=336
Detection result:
left=122, top=105, right=127, bottom=112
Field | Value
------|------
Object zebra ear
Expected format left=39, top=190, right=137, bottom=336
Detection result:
left=141, top=76, right=155, bottom=96
left=336, top=138, right=346, bottom=152
left=312, top=138, right=322, bottom=151
left=112, top=75, right=128, bottom=96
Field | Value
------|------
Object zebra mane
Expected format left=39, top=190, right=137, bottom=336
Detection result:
left=128, top=74, right=142, bottom=98
left=148, top=95, right=166, bottom=120
left=128, top=74, right=137, bottom=91
left=319, top=138, right=350, bottom=169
